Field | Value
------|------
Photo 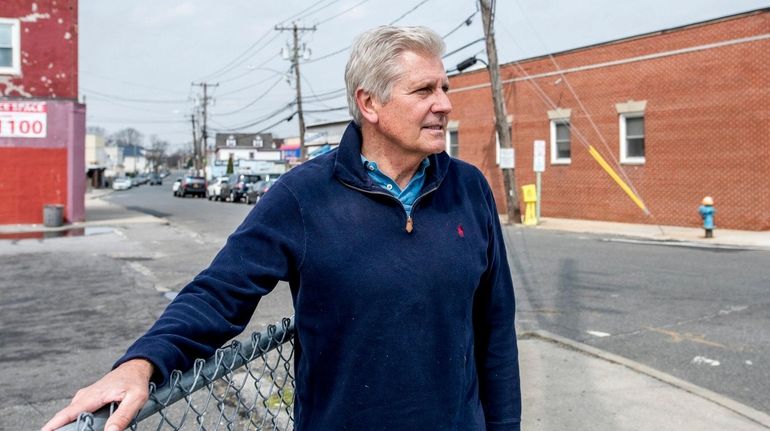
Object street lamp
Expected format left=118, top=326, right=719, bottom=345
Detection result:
left=456, top=56, right=488, bottom=73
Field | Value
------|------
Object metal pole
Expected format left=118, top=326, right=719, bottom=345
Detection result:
left=536, top=171, right=541, bottom=224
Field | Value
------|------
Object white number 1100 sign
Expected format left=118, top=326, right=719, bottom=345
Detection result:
left=0, top=102, right=48, bottom=139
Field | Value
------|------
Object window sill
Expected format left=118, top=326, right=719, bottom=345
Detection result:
left=550, top=159, right=571, bottom=165
left=620, top=158, right=645, bottom=165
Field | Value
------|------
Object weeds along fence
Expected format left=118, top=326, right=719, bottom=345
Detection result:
left=58, top=318, right=296, bottom=431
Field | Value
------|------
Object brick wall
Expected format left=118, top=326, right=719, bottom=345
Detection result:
left=0, top=0, right=79, bottom=98
left=0, top=148, right=68, bottom=223
left=448, top=10, right=770, bottom=230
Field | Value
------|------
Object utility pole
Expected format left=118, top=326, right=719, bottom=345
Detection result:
left=479, top=0, right=521, bottom=224
left=276, top=22, right=316, bottom=161
left=192, top=82, right=218, bottom=175
left=190, top=114, right=198, bottom=171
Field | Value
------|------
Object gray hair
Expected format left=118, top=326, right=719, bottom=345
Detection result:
left=345, top=26, right=445, bottom=124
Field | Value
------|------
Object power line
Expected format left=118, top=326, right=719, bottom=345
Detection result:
left=315, top=0, right=373, bottom=25
left=303, top=0, right=433, bottom=65
left=296, top=0, right=340, bottom=22
left=212, top=76, right=286, bottom=116
left=81, top=87, right=189, bottom=104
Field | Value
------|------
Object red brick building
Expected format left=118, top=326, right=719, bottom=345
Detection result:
left=0, top=0, right=85, bottom=225
left=447, top=9, right=769, bottom=230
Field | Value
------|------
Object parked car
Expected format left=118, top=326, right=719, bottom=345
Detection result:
left=245, top=178, right=278, bottom=204
left=149, top=173, right=163, bottom=185
left=172, top=178, right=182, bottom=196
left=206, top=176, right=230, bottom=201
left=227, top=173, right=262, bottom=203
left=112, top=177, right=133, bottom=191
left=178, top=175, right=207, bottom=198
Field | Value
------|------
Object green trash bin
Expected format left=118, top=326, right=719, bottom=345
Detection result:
left=43, top=204, right=64, bottom=227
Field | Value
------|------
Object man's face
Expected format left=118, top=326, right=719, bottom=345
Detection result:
left=372, top=50, right=452, bottom=158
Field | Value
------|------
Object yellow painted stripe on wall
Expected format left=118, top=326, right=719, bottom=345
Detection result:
left=587, top=145, right=649, bottom=214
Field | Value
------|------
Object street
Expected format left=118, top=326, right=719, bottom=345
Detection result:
left=0, top=179, right=768, bottom=429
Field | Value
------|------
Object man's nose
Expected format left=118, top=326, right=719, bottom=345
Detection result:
left=432, top=90, right=452, bottom=114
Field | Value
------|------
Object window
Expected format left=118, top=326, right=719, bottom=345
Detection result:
left=252, top=135, right=263, bottom=148
left=447, top=130, right=459, bottom=157
left=620, top=114, right=645, bottom=163
left=550, top=120, right=571, bottom=163
left=0, top=19, right=21, bottom=75
left=249, top=151, right=254, bottom=159
left=616, top=100, right=646, bottom=164
left=446, top=120, right=459, bottom=157
left=226, top=135, right=236, bottom=147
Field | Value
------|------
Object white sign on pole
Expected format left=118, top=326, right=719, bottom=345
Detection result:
left=0, top=101, right=47, bottom=138
left=533, top=140, right=546, bottom=172
left=499, top=148, right=515, bottom=169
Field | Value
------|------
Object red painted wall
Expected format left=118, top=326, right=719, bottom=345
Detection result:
left=0, top=0, right=78, bottom=99
left=448, top=10, right=770, bottom=230
left=0, top=148, right=67, bottom=223
left=1, top=1, right=83, bottom=225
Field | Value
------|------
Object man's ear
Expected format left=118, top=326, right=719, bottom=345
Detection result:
left=355, top=88, right=379, bottom=124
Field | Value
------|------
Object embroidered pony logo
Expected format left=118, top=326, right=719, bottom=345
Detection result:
left=457, top=224, right=464, bottom=238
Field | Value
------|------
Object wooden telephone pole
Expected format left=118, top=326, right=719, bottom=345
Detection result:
left=479, top=0, right=521, bottom=224
left=275, top=22, right=316, bottom=161
left=192, top=82, right=218, bottom=175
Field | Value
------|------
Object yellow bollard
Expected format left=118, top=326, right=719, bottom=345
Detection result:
left=521, top=184, right=538, bottom=225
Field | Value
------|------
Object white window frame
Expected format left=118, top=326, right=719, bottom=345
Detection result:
left=616, top=100, right=646, bottom=164
left=619, top=113, right=645, bottom=164
left=0, top=18, right=21, bottom=76
left=548, top=107, right=572, bottom=165
left=446, top=120, right=459, bottom=158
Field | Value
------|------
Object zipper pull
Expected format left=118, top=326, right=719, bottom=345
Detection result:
left=406, top=216, right=414, bottom=233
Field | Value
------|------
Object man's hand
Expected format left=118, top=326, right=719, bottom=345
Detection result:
left=41, top=359, right=154, bottom=431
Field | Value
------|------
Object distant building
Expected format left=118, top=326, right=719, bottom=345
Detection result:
left=209, top=133, right=285, bottom=179
left=85, top=133, right=107, bottom=188
left=306, top=119, right=350, bottom=158
left=0, top=0, right=85, bottom=224
left=446, top=9, right=769, bottom=230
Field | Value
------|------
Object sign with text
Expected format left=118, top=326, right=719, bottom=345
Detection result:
left=533, top=140, right=546, bottom=172
left=0, top=101, right=47, bottom=138
left=499, top=147, right=515, bottom=169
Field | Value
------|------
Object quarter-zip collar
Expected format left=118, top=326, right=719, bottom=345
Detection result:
left=332, top=121, right=451, bottom=193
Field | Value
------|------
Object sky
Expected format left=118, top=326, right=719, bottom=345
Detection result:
left=79, top=0, right=770, bottom=151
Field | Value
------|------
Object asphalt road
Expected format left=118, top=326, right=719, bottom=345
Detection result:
left=505, top=226, right=770, bottom=414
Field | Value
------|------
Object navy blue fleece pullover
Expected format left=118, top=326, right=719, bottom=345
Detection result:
left=116, top=122, right=521, bottom=430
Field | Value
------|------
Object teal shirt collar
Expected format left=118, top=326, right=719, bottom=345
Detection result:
left=361, top=155, right=430, bottom=216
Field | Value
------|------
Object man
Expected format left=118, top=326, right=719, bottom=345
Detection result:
left=44, top=26, right=521, bottom=431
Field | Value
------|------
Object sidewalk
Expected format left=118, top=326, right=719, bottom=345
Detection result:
left=0, top=189, right=168, bottom=237
left=533, top=216, right=770, bottom=250
left=2, top=194, right=769, bottom=430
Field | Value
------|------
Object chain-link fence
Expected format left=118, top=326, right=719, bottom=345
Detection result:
left=58, top=317, right=295, bottom=431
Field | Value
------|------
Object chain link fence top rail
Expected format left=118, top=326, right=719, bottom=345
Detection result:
left=57, top=317, right=296, bottom=431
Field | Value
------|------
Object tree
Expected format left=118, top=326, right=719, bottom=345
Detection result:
left=146, top=135, right=169, bottom=172
left=226, top=153, right=234, bottom=175
left=109, top=127, right=144, bottom=148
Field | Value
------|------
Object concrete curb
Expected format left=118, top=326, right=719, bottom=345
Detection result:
left=520, top=330, right=770, bottom=429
